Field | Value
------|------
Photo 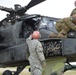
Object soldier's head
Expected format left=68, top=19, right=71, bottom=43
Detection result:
left=71, top=14, right=76, bottom=24
left=74, top=1, right=76, bottom=7
left=32, top=31, right=41, bottom=39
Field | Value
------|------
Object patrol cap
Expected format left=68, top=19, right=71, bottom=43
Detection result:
left=32, top=31, right=40, bottom=39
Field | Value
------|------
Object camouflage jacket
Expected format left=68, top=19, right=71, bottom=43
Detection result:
left=26, top=35, right=46, bottom=66
left=70, top=8, right=76, bottom=16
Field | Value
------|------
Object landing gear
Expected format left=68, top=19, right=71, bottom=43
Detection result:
left=2, top=70, right=12, bottom=75
left=2, top=65, right=27, bottom=75
left=14, top=65, right=26, bottom=75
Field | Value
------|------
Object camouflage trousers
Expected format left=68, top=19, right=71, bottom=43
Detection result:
left=30, top=66, right=42, bottom=75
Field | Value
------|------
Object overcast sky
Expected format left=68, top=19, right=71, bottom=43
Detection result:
left=0, top=0, right=75, bottom=20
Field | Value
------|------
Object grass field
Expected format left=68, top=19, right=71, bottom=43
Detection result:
left=63, top=70, right=76, bottom=75
left=0, top=67, right=76, bottom=75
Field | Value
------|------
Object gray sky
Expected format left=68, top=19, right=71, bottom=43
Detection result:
left=0, top=0, right=75, bottom=20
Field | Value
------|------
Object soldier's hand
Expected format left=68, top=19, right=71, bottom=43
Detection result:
left=30, top=34, right=32, bottom=37
left=42, top=62, right=46, bottom=68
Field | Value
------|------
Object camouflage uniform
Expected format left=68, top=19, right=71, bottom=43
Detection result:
left=26, top=35, right=46, bottom=75
left=70, top=8, right=76, bottom=16
left=49, top=17, right=76, bottom=38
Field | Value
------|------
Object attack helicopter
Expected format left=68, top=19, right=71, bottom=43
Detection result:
left=0, top=0, right=76, bottom=75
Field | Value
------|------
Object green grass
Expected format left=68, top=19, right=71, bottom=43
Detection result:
left=64, top=70, right=76, bottom=75
left=25, top=66, right=30, bottom=69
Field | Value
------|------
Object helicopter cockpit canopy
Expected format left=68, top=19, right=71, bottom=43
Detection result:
left=39, top=17, right=58, bottom=33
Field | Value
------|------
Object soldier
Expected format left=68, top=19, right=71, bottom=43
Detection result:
left=49, top=14, right=76, bottom=38
left=26, top=31, right=46, bottom=75
left=70, top=1, right=76, bottom=16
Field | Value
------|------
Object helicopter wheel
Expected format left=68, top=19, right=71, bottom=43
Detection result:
left=13, top=72, right=18, bottom=75
left=2, top=70, right=12, bottom=75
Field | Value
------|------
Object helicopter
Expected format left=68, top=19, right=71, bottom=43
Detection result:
left=0, top=0, right=76, bottom=75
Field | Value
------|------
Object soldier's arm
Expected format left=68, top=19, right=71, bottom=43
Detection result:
left=36, top=41, right=46, bottom=63
left=70, top=8, right=76, bottom=16
left=26, top=35, right=32, bottom=44
left=63, top=17, right=76, bottom=31
left=58, top=29, right=68, bottom=38
left=69, top=22, right=76, bottom=31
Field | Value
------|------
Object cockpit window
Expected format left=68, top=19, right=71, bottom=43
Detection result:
left=39, top=18, right=53, bottom=29
left=54, top=21, right=56, bottom=26
left=39, top=17, right=58, bottom=33
left=47, top=21, right=54, bottom=30
left=39, top=18, right=54, bottom=29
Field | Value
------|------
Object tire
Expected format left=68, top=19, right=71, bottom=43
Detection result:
left=2, top=70, right=12, bottom=75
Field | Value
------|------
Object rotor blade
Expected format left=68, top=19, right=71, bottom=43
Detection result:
left=26, top=0, right=46, bottom=10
